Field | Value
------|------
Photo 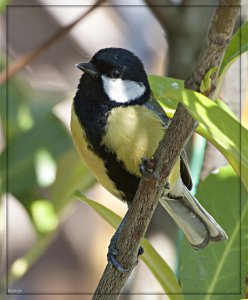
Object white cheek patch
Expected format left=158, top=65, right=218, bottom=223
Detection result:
left=101, top=75, right=146, bottom=103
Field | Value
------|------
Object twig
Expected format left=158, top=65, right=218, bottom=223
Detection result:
left=92, top=1, right=241, bottom=299
left=185, top=0, right=241, bottom=91
left=0, top=0, right=105, bottom=85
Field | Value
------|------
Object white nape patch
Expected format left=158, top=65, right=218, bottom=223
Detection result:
left=101, top=75, right=146, bottom=103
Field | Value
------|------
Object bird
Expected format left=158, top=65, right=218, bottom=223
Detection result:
left=71, top=47, right=228, bottom=272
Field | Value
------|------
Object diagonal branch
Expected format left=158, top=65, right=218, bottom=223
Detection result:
left=92, top=1, right=241, bottom=299
left=0, top=0, right=105, bottom=85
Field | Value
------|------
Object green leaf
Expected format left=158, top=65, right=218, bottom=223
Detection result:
left=75, top=192, right=184, bottom=299
left=179, top=166, right=248, bottom=299
left=241, top=176, right=248, bottom=299
left=149, top=75, right=183, bottom=115
left=214, top=22, right=248, bottom=98
left=200, top=66, right=218, bottom=94
left=31, top=200, right=58, bottom=233
left=219, top=21, right=248, bottom=76
left=149, top=75, right=248, bottom=191
left=215, top=98, right=239, bottom=121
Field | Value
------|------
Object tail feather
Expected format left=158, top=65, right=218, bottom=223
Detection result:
left=160, top=187, right=228, bottom=249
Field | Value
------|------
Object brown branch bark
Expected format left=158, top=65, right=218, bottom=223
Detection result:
left=144, top=0, right=216, bottom=79
left=185, top=0, right=241, bottom=91
left=0, top=0, right=105, bottom=85
left=92, top=1, right=240, bottom=299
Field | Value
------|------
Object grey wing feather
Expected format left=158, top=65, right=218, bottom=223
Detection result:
left=145, top=95, right=171, bottom=127
left=145, top=95, right=192, bottom=190
left=180, top=150, right=193, bottom=190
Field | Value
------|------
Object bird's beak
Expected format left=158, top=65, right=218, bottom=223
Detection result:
left=75, top=62, right=99, bottom=77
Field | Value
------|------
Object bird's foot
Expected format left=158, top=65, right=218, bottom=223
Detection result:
left=107, top=236, right=128, bottom=273
left=164, top=181, right=170, bottom=190
left=138, top=245, right=144, bottom=256
left=139, top=157, right=158, bottom=180
left=107, top=235, right=144, bottom=273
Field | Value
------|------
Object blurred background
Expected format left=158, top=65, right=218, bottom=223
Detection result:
left=0, top=0, right=247, bottom=299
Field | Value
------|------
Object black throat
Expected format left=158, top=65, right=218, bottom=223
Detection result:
left=73, top=74, right=150, bottom=204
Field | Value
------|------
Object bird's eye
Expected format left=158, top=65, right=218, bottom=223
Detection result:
left=111, top=69, right=121, bottom=79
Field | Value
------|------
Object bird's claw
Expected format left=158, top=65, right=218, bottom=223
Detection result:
left=138, top=246, right=144, bottom=256
left=107, top=237, right=128, bottom=273
left=139, top=157, right=158, bottom=180
left=107, top=238, right=144, bottom=273
left=164, top=181, right=170, bottom=190
left=107, top=253, right=128, bottom=273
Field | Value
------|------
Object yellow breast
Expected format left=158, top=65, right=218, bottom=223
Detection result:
left=102, top=105, right=181, bottom=186
left=101, top=105, right=164, bottom=176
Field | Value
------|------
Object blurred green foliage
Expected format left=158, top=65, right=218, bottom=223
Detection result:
left=180, top=166, right=247, bottom=299
left=0, top=0, right=10, bottom=13
left=219, top=21, right=248, bottom=77
left=0, top=52, right=95, bottom=287
left=0, top=72, right=69, bottom=200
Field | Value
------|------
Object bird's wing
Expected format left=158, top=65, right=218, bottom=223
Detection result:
left=145, top=95, right=193, bottom=190
left=180, top=149, right=193, bottom=190
left=144, top=95, right=171, bottom=127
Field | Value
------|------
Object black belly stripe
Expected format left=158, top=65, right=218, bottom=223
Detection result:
left=98, top=148, right=140, bottom=204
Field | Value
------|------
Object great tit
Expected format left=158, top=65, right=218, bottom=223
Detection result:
left=71, top=47, right=227, bottom=272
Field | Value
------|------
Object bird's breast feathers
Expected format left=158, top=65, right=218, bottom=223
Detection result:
left=102, top=105, right=165, bottom=177
left=71, top=103, right=181, bottom=199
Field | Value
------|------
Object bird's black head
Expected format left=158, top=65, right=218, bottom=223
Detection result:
left=76, top=47, right=151, bottom=105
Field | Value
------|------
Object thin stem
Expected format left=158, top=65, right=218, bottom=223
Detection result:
left=0, top=0, right=105, bottom=85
